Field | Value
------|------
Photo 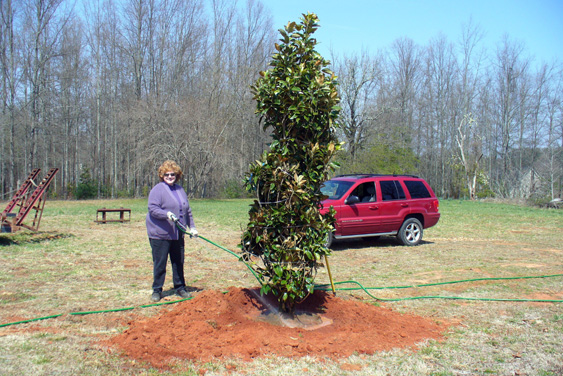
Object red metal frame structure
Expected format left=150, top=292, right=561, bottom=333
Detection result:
left=1, top=168, right=59, bottom=233
left=1, top=168, right=41, bottom=217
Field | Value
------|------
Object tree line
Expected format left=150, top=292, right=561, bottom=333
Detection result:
left=334, top=28, right=562, bottom=201
left=1, top=0, right=562, bottom=201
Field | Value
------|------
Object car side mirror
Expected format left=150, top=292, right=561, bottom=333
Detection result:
left=345, top=195, right=360, bottom=205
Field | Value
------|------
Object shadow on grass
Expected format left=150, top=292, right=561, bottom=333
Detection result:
left=0, top=231, right=72, bottom=246
left=330, top=236, right=434, bottom=251
left=160, top=286, right=204, bottom=299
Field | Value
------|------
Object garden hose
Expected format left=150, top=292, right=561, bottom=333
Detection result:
left=173, top=216, right=343, bottom=300
left=0, top=297, right=193, bottom=328
left=176, top=222, right=563, bottom=304
left=167, top=214, right=262, bottom=283
left=314, top=277, right=563, bottom=302
left=1, top=232, right=562, bottom=329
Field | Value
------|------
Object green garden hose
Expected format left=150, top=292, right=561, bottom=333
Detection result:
left=1, top=231, right=562, bottom=329
left=194, top=233, right=262, bottom=283
left=187, top=225, right=563, bottom=304
left=314, top=278, right=563, bottom=302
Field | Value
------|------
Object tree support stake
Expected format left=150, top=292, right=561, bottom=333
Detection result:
left=324, top=255, right=336, bottom=296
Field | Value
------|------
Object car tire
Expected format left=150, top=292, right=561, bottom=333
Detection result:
left=324, top=231, right=334, bottom=248
left=397, top=218, right=423, bottom=246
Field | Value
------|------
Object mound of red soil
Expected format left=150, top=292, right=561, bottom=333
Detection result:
left=107, top=287, right=447, bottom=368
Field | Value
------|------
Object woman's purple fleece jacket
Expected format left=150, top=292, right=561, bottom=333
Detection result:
left=146, top=182, right=196, bottom=240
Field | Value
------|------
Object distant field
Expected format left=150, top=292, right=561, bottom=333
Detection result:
left=0, top=198, right=562, bottom=375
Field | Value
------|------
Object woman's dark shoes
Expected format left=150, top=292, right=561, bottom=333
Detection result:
left=151, top=292, right=161, bottom=302
left=176, top=288, right=191, bottom=298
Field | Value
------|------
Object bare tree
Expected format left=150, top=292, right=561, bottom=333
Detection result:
left=230, top=0, right=274, bottom=180
left=0, top=0, right=20, bottom=193
left=418, top=33, right=458, bottom=195
left=455, top=114, right=483, bottom=199
left=52, top=17, right=87, bottom=197
left=389, top=37, right=421, bottom=146
left=459, top=17, right=485, bottom=115
left=492, top=35, right=530, bottom=196
left=545, top=69, right=562, bottom=199
left=21, top=0, right=69, bottom=171
left=333, top=50, right=382, bottom=159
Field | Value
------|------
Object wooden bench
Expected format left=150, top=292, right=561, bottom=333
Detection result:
left=95, top=207, right=131, bottom=223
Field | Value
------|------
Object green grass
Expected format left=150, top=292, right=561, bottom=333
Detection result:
left=0, top=198, right=562, bottom=375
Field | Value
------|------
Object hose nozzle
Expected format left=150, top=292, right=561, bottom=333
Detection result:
left=167, top=211, right=178, bottom=222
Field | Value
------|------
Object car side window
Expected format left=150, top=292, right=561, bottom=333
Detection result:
left=349, top=182, right=376, bottom=203
left=404, top=180, right=431, bottom=198
left=380, top=180, right=406, bottom=201
left=321, top=180, right=354, bottom=200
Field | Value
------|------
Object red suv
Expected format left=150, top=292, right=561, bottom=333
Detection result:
left=320, top=174, right=440, bottom=246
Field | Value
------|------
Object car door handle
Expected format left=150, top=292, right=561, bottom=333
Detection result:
left=369, top=205, right=379, bottom=210
left=400, top=203, right=409, bottom=207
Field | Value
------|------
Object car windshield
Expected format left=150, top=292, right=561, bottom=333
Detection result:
left=321, top=180, right=354, bottom=200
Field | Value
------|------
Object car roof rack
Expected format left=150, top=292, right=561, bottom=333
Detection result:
left=334, top=173, right=420, bottom=179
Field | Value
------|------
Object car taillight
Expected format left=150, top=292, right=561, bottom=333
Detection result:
left=433, top=199, right=439, bottom=212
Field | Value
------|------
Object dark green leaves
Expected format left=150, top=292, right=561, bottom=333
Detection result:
left=241, top=13, right=341, bottom=314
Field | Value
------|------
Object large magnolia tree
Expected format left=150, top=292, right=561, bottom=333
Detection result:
left=241, top=13, right=341, bottom=313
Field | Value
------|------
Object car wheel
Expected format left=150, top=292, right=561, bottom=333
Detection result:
left=324, top=231, right=334, bottom=248
left=397, top=218, right=423, bottom=246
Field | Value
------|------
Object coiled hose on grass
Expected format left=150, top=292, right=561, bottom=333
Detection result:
left=1, top=230, right=562, bottom=328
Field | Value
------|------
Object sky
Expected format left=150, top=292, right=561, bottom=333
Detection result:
left=263, top=0, right=563, bottom=66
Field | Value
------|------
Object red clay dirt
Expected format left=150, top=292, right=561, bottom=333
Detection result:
left=106, top=287, right=448, bottom=369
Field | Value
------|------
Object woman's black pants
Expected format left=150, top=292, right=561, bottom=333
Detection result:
left=149, top=237, right=186, bottom=293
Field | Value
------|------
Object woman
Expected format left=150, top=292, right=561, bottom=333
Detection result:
left=146, top=160, right=198, bottom=302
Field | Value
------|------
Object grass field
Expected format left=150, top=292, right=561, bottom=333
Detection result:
left=0, top=198, right=562, bottom=375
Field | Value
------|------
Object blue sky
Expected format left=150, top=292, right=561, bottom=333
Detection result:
left=263, top=0, right=563, bottom=66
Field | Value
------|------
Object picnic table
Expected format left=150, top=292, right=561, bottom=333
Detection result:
left=95, top=207, right=131, bottom=223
